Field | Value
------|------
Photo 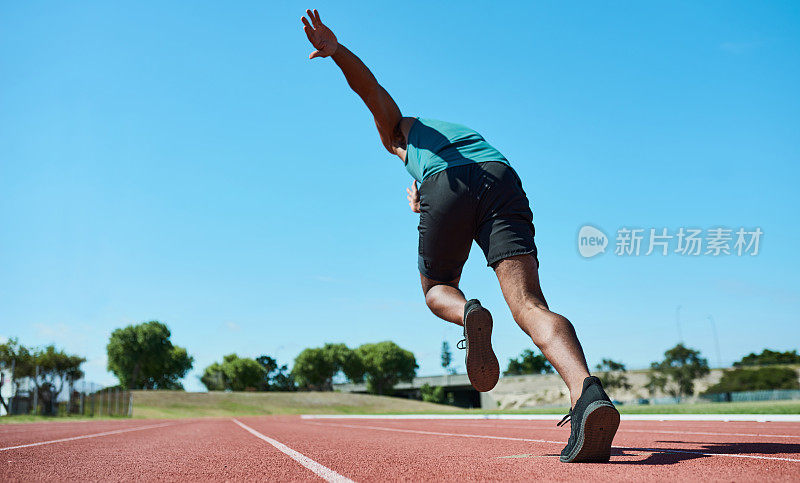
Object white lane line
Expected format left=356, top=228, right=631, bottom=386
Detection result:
left=306, top=421, right=800, bottom=463
left=0, top=422, right=175, bottom=452
left=301, top=413, right=800, bottom=422
left=0, top=421, right=145, bottom=435
left=419, top=419, right=800, bottom=439
left=608, top=427, right=798, bottom=439
left=232, top=419, right=355, bottom=483
left=305, top=421, right=564, bottom=444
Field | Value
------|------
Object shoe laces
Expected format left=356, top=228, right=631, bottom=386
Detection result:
left=457, top=323, right=467, bottom=350
left=557, top=409, right=573, bottom=427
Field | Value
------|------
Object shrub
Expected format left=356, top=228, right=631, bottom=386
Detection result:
left=420, top=383, right=445, bottom=404
left=704, top=367, right=799, bottom=394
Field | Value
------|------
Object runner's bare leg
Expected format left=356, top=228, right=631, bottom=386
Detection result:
left=421, top=275, right=466, bottom=326
left=494, top=254, right=591, bottom=407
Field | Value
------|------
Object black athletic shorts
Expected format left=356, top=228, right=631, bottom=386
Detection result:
left=417, top=161, right=538, bottom=282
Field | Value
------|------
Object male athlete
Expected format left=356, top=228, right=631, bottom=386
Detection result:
left=301, top=9, right=619, bottom=462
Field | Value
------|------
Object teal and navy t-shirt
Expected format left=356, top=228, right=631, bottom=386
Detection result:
left=404, top=117, right=509, bottom=183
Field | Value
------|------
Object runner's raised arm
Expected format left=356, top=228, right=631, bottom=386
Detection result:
left=301, top=9, right=404, bottom=155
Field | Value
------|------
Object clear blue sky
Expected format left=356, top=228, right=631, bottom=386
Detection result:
left=1, top=2, right=798, bottom=391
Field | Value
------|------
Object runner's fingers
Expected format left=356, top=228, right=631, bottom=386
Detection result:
left=303, top=25, right=315, bottom=43
left=308, top=9, right=320, bottom=28
left=313, top=9, right=322, bottom=25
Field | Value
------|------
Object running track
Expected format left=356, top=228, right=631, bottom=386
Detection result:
left=2, top=415, right=799, bottom=481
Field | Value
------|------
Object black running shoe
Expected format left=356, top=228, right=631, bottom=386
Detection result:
left=558, top=376, right=620, bottom=463
left=457, top=299, right=499, bottom=392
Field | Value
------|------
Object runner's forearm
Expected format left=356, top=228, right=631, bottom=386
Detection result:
left=331, top=44, right=401, bottom=130
left=331, top=45, right=379, bottom=99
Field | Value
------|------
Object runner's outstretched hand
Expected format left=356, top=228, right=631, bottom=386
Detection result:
left=301, top=9, right=338, bottom=59
left=407, top=180, right=421, bottom=213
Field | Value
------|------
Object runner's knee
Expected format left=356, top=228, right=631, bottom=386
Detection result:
left=423, top=282, right=456, bottom=306
left=420, top=275, right=459, bottom=296
left=421, top=278, right=461, bottom=313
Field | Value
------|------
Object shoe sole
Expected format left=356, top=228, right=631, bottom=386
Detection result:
left=560, top=401, right=620, bottom=463
left=464, top=306, right=499, bottom=392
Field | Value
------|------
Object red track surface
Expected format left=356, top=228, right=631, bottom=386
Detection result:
left=2, top=416, right=799, bottom=481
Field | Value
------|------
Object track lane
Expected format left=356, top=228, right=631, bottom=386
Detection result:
left=0, top=421, right=175, bottom=452
left=308, top=418, right=800, bottom=459
left=233, top=418, right=354, bottom=482
left=240, top=416, right=547, bottom=481
left=0, top=419, right=149, bottom=435
left=1, top=419, right=320, bottom=481
left=394, top=418, right=800, bottom=440
left=3, top=416, right=798, bottom=481
left=0, top=419, right=179, bottom=448
left=239, top=416, right=800, bottom=481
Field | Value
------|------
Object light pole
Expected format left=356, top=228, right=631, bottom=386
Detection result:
left=707, top=315, right=722, bottom=368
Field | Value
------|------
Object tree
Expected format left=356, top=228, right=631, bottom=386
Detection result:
left=2, top=340, right=85, bottom=414
left=734, top=349, right=800, bottom=367
left=704, top=367, right=800, bottom=394
left=292, top=343, right=361, bottom=390
left=269, top=367, right=297, bottom=391
left=222, top=354, right=267, bottom=391
left=441, top=341, right=455, bottom=374
left=1, top=339, right=86, bottom=414
left=594, top=359, right=632, bottom=396
left=420, top=383, right=446, bottom=404
left=0, top=338, right=34, bottom=387
left=200, top=362, right=226, bottom=391
left=256, top=355, right=279, bottom=374
left=1, top=339, right=35, bottom=412
left=354, top=341, right=418, bottom=395
left=107, top=321, right=193, bottom=390
left=292, top=347, right=334, bottom=390
left=31, top=345, right=85, bottom=414
left=503, top=349, right=553, bottom=376
left=649, top=344, right=710, bottom=398
left=201, top=354, right=270, bottom=391
left=256, top=355, right=296, bottom=391
left=645, top=371, right=668, bottom=397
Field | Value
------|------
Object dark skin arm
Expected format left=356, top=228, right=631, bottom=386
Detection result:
left=301, top=10, right=414, bottom=157
left=301, top=9, right=420, bottom=212
left=332, top=45, right=404, bottom=154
